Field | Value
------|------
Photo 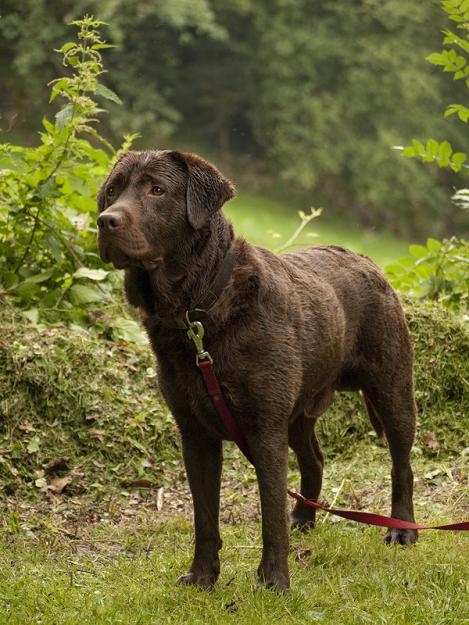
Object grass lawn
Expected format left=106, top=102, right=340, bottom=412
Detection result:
left=225, top=192, right=411, bottom=266
left=1, top=445, right=467, bottom=625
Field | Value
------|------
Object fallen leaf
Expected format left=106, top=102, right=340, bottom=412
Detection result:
left=127, top=479, right=156, bottom=489
left=19, top=422, right=35, bottom=432
left=156, top=487, right=164, bottom=511
left=35, top=477, right=47, bottom=489
left=48, top=475, right=73, bottom=494
left=425, top=431, right=441, bottom=453
left=27, top=437, right=41, bottom=454
left=89, top=429, right=106, bottom=440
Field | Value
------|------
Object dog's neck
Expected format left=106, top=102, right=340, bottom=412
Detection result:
left=124, top=212, right=235, bottom=320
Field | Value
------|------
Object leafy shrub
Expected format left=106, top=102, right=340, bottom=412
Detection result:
left=389, top=1, right=469, bottom=311
left=386, top=237, right=469, bottom=311
left=398, top=0, right=469, bottom=172
left=0, top=17, right=142, bottom=342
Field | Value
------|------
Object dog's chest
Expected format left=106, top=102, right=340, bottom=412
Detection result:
left=152, top=332, right=230, bottom=439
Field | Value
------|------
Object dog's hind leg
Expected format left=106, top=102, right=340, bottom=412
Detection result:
left=363, top=382, right=418, bottom=546
left=288, top=414, right=324, bottom=531
left=363, top=393, right=384, bottom=439
left=288, top=388, right=332, bottom=531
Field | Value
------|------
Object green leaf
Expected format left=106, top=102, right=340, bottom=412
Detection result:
left=411, top=139, right=425, bottom=154
left=73, top=267, right=109, bottom=281
left=42, top=117, right=55, bottom=134
left=452, top=152, right=467, bottom=166
left=27, top=436, right=41, bottom=454
left=409, top=245, right=429, bottom=259
left=49, top=79, right=70, bottom=103
left=91, top=43, right=113, bottom=50
left=438, top=141, right=452, bottom=165
left=69, top=284, right=102, bottom=305
left=426, top=139, right=439, bottom=157
left=427, top=238, right=442, bottom=253
left=112, top=318, right=148, bottom=345
left=58, top=42, right=76, bottom=54
left=96, top=84, right=122, bottom=105
left=426, top=52, right=445, bottom=66
left=14, top=270, right=54, bottom=289
left=23, top=309, right=39, bottom=324
left=55, top=103, right=74, bottom=130
left=67, top=55, right=79, bottom=67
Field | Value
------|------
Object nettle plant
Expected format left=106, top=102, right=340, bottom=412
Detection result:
left=388, top=0, right=469, bottom=312
left=0, top=17, right=144, bottom=341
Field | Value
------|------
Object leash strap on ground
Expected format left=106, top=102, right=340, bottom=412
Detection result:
left=196, top=357, right=469, bottom=532
left=287, top=489, right=469, bottom=531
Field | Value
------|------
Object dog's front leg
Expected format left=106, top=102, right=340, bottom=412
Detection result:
left=178, top=428, right=223, bottom=589
left=250, top=429, right=290, bottom=592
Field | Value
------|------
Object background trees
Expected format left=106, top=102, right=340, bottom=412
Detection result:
left=1, top=0, right=468, bottom=237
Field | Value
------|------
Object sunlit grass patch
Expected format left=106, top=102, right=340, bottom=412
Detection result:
left=1, top=499, right=467, bottom=625
left=225, top=192, right=410, bottom=266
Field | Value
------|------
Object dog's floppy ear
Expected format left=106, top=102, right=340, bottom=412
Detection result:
left=169, top=151, right=235, bottom=229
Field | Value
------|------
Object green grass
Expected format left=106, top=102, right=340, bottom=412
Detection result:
left=225, top=192, right=411, bottom=266
left=2, top=526, right=468, bottom=625
left=1, top=445, right=468, bottom=625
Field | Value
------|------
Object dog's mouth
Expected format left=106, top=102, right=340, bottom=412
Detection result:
left=98, top=242, right=132, bottom=268
left=98, top=237, right=162, bottom=271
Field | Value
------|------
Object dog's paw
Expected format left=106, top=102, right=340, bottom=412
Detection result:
left=177, top=571, right=217, bottom=589
left=290, top=514, right=316, bottom=533
left=290, top=504, right=317, bottom=533
left=383, top=528, right=418, bottom=546
left=257, top=565, right=290, bottom=593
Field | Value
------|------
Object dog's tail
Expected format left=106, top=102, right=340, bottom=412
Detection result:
left=363, top=394, right=384, bottom=439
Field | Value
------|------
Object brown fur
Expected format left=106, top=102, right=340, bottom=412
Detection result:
left=97, top=150, right=418, bottom=592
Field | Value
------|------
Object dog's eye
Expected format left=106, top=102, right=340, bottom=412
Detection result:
left=107, top=186, right=115, bottom=197
left=150, top=185, right=164, bottom=196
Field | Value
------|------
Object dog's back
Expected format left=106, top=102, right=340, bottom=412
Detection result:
left=277, top=244, right=413, bottom=392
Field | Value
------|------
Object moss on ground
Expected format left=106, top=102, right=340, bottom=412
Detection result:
left=0, top=297, right=467, bottom=501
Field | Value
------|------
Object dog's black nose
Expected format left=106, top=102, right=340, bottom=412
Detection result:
left=97, top=212, right=124, bottom=231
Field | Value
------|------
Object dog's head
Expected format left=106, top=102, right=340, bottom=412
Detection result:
left=97, top=150, right=235, bottom=269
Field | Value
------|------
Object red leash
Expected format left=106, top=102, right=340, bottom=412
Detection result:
left=286, top=490, right=469, bottom=531
left=192, top=332, right=469, bottom=531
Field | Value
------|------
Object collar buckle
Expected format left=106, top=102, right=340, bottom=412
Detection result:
left=185, top=311, right=213, bottom=365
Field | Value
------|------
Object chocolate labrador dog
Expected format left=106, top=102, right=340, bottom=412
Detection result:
left=97, top=150, right=417, bottom=591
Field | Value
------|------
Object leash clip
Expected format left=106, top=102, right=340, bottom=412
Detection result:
left=185, top=311, right=213, bottom=366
